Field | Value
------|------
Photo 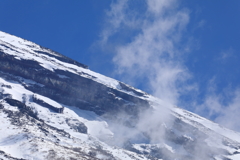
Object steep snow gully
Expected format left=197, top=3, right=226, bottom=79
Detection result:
left=0, top=31, right=240, bottom=160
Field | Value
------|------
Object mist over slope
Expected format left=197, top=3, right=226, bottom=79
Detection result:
left=0, top=31, right=240, bottom=160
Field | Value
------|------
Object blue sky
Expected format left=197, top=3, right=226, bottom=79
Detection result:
left=0, top=0, right=240, bottom=132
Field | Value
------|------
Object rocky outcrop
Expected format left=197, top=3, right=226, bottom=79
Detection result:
left=4, top=98, right=40, bottom=121
left=0, top=51, right=150, bottom=117
left=65, top=118, right=88, bottom=134
left=0, top=104, right=3, bottom=109
left=0, top=150, right=25, bottom=160
left=32, top=95, right=64, bottom=113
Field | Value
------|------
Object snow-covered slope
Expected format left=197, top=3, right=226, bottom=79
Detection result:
left=0, top=31, right=240, bottom=160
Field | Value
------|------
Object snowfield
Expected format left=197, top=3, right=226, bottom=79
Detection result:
left=0, top=31, right=240, bottom=160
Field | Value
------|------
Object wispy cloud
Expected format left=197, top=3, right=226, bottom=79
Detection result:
left=218, top=47, right=235, bottom=60
left=99, top=0, right=141, bottom=48
left=100, top=0, right=128, bottom=44
left=97, top=0, right=195, bottom=147
left=100, top=0, right=195, bottom=106
left=215, top=89, right=240, bottom=132
left=96, top=1, right=240, bottom=159
left=98, top=0, right=240, bottom=134
left=195, top=79, right=240, bottom=132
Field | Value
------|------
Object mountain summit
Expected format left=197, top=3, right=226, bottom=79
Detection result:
left=0, top=31, right=239, bottom=160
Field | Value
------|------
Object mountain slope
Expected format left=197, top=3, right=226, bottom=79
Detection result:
left=0, top=31, right=240, bottom=160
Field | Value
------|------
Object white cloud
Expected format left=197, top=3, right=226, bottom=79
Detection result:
left=99, top=0, right=140, bottom=46
left=97, top=0, right=196, bottom=146
left=100, top=0, right=127, bottom=44
left=194, top=79, right=240, bottom=132
left=147, top=0, right=176, bottom=15
left=100, top=0, right=194, bottom=106
left=215, top=89, right=240, bottom=131
left=218, top=47, right=235, bottom=60
left=99, top=0, right=240, bottom=134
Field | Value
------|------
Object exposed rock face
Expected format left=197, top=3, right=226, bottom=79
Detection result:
left=32, top=95, right=64, bottom=113
left=0, top=150, right=25, bottom=160
left=4, top=98, right=41, bottom=122
left=0, top=51, right=150, bottom=117
left=65, top=118, right=88, bottom=134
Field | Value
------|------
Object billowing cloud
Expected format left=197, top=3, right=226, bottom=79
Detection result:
left=100, top=0, right=194, bottom=106
left=98, top=0, right=240, bottom=134
left=97, top=0, right=194, bottom=148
